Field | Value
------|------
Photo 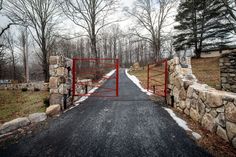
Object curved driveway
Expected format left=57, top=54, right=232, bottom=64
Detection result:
left=0, top=69, right=211, bottom=157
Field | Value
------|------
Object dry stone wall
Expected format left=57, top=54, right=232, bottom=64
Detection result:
left=0, top=82, right=49, bottom=91
left=168, top=57, right=236, bottom=148
left=49, top=56, right=72, bottom=111
left=220, top=52, right=236, bottom=92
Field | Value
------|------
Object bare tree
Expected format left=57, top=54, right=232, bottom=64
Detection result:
left=17, top=28, right=29, bottom=83
left=0, top=37, right=8, bottom=79
left=61, top=0, right=119, bottom=59
left=4, top=0, right=60, bottom=82
left=0, top=0, right=15, bottom=44
left=125, top=0, right=177, bottom=61
left=4, top=30, right=16, bottom=80
left=110, top=24, right=122, bottom=59
left=100, top=31, right=109, bottom=58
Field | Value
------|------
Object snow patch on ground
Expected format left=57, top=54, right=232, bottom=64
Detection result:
left=164, top=107, right=202, bottom=140
left=192, top=132, right=202, bottom=140
left=125, top=69, right=152, bottom=96
left=106, top=69, right=116, bottom=77
left=164, top=108, right=191, bottom=131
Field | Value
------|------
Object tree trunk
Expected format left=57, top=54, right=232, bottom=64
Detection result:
left=23, top=35, right=27, bottom=82
left=91, top=37, right=97, bottom=59
left=42, top=39, right=49, bottom=82
left=157, top=41, right=161, bottom=60
left=42, top=51, right=49, bottom=82
left=157, top=30, right=161, bottom=61
left=11, top=50, right=16, bottom=80
left=22, top=29, right=29, bottom=83
left=153, top=41, right=158, bottom=63
left=113, top=38, right=117, bottom=59
left=91, top=21, right=99, bottom=80
left=195, top=49, right=201, bottom=58
left=104, top=38, right=107, bottom=57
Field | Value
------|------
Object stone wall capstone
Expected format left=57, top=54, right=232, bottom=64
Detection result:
left=49, top=56, right=72, bottom=111
left=220, top=52, right=236, bottom=93
left=168, top=57, right=236, bottom=148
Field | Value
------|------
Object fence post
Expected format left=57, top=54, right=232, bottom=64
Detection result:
left=147, top=64, right=150, bottom=91
left=116, top=59, right=119, bottom=97
left=85, top=84, right=88, bottom=94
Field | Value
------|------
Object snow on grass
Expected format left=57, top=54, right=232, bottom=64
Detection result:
left=125, top=69, right=152, bottom=96
left=164, top=107, right=202, bottom=140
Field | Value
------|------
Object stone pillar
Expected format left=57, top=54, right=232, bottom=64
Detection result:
left=220, top=52, right=236, bottom=92
left=49, top=56, right=72, bottom=111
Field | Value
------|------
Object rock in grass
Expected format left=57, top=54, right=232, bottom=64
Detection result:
left=0, top=117, right=30, bottom=134
left=46, top=104, right=61, bottom=117
left=28, top=113, right=47, bottom=123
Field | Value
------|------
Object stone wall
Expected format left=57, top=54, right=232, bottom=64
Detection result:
left=168, top=57, right=236, bottom=148
left=0, top=82, right=49, bottom=91
left=220, top=52, right=236, bottom=92
left=49, top=56, right=72, bottom=111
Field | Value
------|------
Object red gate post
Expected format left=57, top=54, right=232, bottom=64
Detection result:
left=147, top=64, right=150, bottom=91
left=116, top=59, right=119, bottom=97
left=164, top=59, right=168, bottom=97
left=72, top=58, right=76, bottom=96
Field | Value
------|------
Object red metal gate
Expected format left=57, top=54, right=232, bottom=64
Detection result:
left=147, top=59, right=168, bottom=97
left=72, top=58, right=119, bottom=97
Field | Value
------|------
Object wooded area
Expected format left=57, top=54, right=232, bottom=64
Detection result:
left=0, top=0, right=236, bottom=82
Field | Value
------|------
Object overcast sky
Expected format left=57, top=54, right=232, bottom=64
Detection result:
left=0, top=0, right=137, bottom=55
left=0, top=0, right=175, bottom=37
left=0, top=0, right=139, bottom=34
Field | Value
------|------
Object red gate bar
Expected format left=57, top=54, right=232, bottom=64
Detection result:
left=116, top=59, right=119, bottom=97
left=72, top=58, right=76, bottom=97
left=164, top=59, right=168, bottom=97
left=147, top=64, right=150, bottom=91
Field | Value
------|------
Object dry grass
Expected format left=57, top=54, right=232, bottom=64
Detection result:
left=191, top=57, right=220, bottom=89
left=129, top=67, right=148, bottom=88
left=0, top=90, right=49, bottom=124
left=129, top=64, right=166, bottom=95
